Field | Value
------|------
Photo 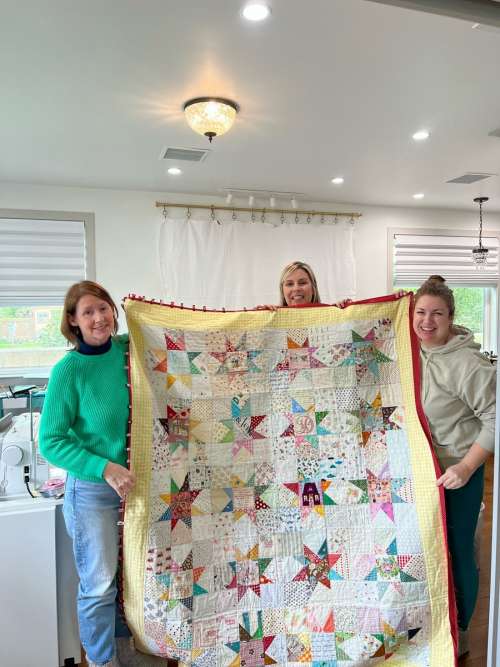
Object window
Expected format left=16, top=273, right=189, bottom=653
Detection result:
left=389, top=228, right=499, bottom=353
left=0, top=209, right=95, bottom=378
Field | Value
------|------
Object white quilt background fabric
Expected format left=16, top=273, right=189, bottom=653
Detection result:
left=159, top=216, right=356, bottom=310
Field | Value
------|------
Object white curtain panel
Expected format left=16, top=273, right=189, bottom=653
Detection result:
left=159, top=216, right=356, bottom=310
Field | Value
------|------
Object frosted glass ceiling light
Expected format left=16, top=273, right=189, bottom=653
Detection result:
left=242, top=3, right=271, bottom=21
left=413, top=193, right=424, bottom=199
left=472, top=196, right=489, bottom=268
left=167, top=167, right=182, bottom=175
left=183, top=97, right=239, bottom=143
left=412, top=130, right=430, bottom=141
left=331, top=177, right=344, bottom=185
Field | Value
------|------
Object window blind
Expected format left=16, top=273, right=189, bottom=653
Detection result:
left=393, top=232, right=499, bottom=286
left=0, top=217, right=87, bottom=305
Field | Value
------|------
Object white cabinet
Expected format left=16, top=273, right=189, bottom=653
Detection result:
left=0, top=497, right=81, bottom=667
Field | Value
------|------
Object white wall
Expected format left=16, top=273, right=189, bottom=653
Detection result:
left=2, top=181, right=500, bottom=314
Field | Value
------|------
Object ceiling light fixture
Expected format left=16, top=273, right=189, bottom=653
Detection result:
left=183, top=97, right=239, bottom=143
left=291, top=197, right=298, bottom=209
left=248, top=195, right=255, bottom=207
left=472, top=196, right=489, bottom=267
left=331, top=177, right=344, bottom=185
left=167, top=167, right=182, bottom=175
left=242, top=3, right=271, bottom=21
left=225, top=192, right=233, bottom=205
left=269, top=196, right=276, bottom=208
left=413, top=193, right=425, bottom=199
left=412, top=130, right=430, bottom=141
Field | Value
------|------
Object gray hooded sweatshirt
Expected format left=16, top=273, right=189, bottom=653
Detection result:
left=419, top=326, right=496, bottom=468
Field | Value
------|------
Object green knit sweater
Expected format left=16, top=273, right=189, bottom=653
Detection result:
left=39, top=334, right=129, bottom=482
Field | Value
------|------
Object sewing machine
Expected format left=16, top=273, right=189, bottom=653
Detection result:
left=0, top=390, right=49, bottom=499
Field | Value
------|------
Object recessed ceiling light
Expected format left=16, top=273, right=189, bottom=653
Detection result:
left=167, top=167, right=182, bottom=175
left=242, top=3, right=271, bottom=21
left=413, top=193, right=425, bottom=199
left=412, top=130, right=430, bottom=142
left=331, top=177, right=344, bottom=185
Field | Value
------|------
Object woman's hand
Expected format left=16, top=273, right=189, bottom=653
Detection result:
left=437, top=444, right=491, bottom=490
left=436, top=461, right=473, bottom=490
left=255, top=304, right=278, bottom=311
left=334, top=299, right=352, bottom=309
left=103, top=462, right=136, bottom=499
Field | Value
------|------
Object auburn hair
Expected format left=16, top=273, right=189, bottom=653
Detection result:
left=61, top=281, right=119, bottom=348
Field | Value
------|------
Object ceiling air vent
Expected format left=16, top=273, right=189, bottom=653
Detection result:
left=160, top=147, right=209, bottom=162
left=446, top=173, right=495, bottom=184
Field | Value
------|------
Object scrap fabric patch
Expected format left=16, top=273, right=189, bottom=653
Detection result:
left=123, top=296, right=455, bottom=666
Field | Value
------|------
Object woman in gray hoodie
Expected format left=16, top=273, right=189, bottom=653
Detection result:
left=413, top=275, right=496, bottom=656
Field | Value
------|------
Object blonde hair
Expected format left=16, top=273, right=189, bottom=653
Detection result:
left=414, top=274, right=455, bottom=317
left=279, top=261, right=321, bottom=306
left=61, top=281, right=119, bottom=348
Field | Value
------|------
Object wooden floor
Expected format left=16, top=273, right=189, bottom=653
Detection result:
left=459, top=458, right=493, bottom=667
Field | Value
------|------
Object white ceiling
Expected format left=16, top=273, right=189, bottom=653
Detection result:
left=2, top=0, right=500, bottom=210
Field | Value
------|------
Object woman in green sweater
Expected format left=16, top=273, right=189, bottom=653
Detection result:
left=39, top=281, right=135, bottom=667
left=413, top=275, right=496, bottom=657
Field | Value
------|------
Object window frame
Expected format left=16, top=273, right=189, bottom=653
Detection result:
left=388, top=226, right=500, bottom=353
left=0, top=208, right=95, bottom=382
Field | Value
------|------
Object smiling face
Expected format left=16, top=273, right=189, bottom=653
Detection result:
left=413, top=294, right=453, bottom=348
left=282, top=268, right=314, bottom=306
left=69, top=294, right=115, bottom=346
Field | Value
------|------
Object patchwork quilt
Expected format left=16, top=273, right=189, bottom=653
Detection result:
left=123, top=295, right=456, bottom=666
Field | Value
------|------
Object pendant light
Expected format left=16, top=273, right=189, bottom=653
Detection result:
left=472, top=196, right=489, bottom=267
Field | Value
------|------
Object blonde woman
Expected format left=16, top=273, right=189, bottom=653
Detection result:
left=257, top=260, right=349, bottom=309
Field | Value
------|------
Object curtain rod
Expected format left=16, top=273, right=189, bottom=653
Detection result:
left=156, top=201, right=362, bottom=219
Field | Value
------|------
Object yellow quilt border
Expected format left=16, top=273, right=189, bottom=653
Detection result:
left=123, top=296, right=455, bottom=665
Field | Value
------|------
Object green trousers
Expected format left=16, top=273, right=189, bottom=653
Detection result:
left=444, top=464, right=484, bottom=630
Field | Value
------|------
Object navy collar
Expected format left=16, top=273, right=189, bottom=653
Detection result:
left=77, top=336, right=112, bottom=355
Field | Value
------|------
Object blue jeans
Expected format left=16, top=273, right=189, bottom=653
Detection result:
left=63, top=475, right=120, bottom=665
